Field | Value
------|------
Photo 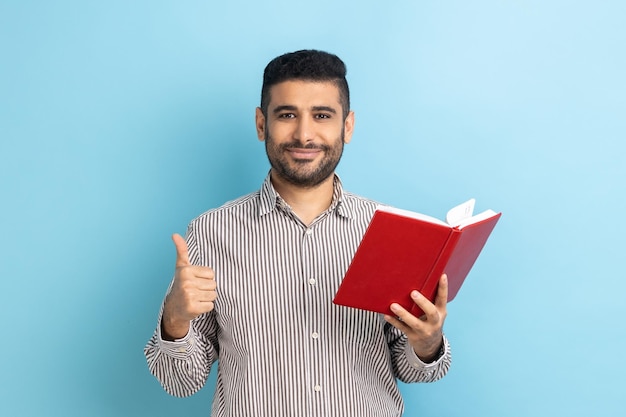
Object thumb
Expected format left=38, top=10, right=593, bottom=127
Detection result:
left=172, top=233, right=191, bottom=267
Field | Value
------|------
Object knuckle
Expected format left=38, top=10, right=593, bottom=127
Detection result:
left=176, top=266, right=191, bottom=280
left=180, top=280, right=195, bottom=293
left=199, top=265, right=213, bottom=274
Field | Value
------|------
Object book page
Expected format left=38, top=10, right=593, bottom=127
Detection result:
left=377, top=199, right=497, bottom=229
left=445, top=199, right=475, bottom=225
left=375, top=205, right=449, bottom=226
left=456, top=209, right=499, bottom=229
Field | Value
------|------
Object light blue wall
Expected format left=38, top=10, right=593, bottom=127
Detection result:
left=1, top=1, right=624, bottom=416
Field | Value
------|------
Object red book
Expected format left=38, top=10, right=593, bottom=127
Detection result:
left=333, top=199, right=501, bottom=316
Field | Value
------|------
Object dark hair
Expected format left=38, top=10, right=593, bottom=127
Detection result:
left=260, top=49, right=350, bottom=119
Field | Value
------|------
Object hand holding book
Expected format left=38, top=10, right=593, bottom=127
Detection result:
left=333, top=199, right=501, bottom=316
left=385, top=273, right=449, bottom=362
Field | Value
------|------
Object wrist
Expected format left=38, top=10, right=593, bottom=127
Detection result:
left=161, top=314, right=191, bottom=341
left=414, top=338, right=445, bottom=363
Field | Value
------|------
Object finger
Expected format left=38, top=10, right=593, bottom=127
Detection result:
left=388, top=302, right=421, bottom=329
left=196, top=278, right=217, bottom=291
left=200, top=301, right=215, bottom=313
left=384, top=312, right=411, bottom=333
left=409, top=290, right=438, bottom=320
left=197, top=290, right=218, bottom=303
left=186, top=300, right=215, bottom=317
left=434, top=274, right=449, bottom=309
left=172, top=233, right=191, bottom=267
left=187, top=265, right=215, bottom=281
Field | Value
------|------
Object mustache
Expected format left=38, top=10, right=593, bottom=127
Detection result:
left=279, top=142, right=330, bottom=151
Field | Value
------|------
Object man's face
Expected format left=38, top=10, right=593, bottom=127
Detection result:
left=256, top=80, right=354, bottom=188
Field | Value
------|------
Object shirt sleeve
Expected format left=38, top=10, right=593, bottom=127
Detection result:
left=385, top=323, right=452, bottom=383
left=143, top=223, right=219, bottom=397
left=144, top=301, right=219, bottom=397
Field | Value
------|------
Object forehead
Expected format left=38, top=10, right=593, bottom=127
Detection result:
left=267, top=80, right=342, bottom=109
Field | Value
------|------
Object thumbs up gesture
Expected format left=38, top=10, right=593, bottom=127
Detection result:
left=161, top=233, right=217, bottom=340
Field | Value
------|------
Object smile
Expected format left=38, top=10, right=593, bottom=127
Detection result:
left=287, top=148, right=322, bottom=160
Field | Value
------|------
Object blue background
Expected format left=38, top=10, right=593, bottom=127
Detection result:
left=1, top=1, right=624, bottom=416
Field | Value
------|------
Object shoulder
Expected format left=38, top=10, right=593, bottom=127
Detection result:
left=340, top=190, right=381, bottom=220
left=343, top=190, right=380, bottom=206
left=189, top=191, right=261, bottom=228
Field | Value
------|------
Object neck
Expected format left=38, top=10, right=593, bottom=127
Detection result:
left=270, top=171, right=335, bottom=226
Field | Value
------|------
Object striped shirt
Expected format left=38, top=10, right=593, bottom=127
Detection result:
left=144, top=174, right=451, bottom=416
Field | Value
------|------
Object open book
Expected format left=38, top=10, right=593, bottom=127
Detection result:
left=333, top=199, right=501, bottom=316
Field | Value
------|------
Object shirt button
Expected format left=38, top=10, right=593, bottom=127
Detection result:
left=314, top=385, right=322, bottom=392
left=311, top=332, right=319, bottom=339
left=309, top=278, right=316, bottom=285
left=305, top=229, right=313, bottom=235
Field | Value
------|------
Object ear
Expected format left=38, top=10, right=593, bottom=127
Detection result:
left=255, top=107, right=266, bottom=141
left=343, top=111, right=355, bottom=144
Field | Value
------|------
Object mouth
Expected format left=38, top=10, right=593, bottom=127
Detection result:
left=286, top=147, right=323, bottom=160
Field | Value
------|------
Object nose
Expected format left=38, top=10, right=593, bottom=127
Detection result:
left=294, top=116, right=314, bottom=143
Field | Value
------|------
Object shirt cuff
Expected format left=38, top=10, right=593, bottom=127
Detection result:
left=156, top=316, right=196, bottom=360
left=404, top=334, right=450, bottom=369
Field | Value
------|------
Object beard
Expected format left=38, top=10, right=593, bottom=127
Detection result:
left=264, top=128, right=345, bottom=188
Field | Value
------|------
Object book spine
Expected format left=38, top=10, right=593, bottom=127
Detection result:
left=410, top=229, right=461, bottom=317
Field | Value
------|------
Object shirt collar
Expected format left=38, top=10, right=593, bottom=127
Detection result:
left=258, top=172, right=355, bottom=220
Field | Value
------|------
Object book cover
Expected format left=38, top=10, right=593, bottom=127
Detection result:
left=333, top=200, right=501, bottom=316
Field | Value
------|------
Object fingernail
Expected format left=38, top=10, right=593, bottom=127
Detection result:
left=411, top=290, right=420, bottom=299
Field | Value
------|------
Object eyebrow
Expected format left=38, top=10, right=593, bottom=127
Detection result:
left=312, top=106, right=337, bottom=114
left=272, top=105, right=338, bottom=115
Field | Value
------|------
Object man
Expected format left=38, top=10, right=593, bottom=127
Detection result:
left=145, top=49, right=451, bottom=416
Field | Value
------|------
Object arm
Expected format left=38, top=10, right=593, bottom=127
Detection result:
left=385, top=274, right=452, bottom=383
left=144, top=304, right=219, bottom=397
left=144, top=232, right=219, bottom=397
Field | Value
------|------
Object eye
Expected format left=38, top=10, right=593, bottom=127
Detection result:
left=315, top=113, right=331, bottom=120
left=278, top=113, right=296, bottom=119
